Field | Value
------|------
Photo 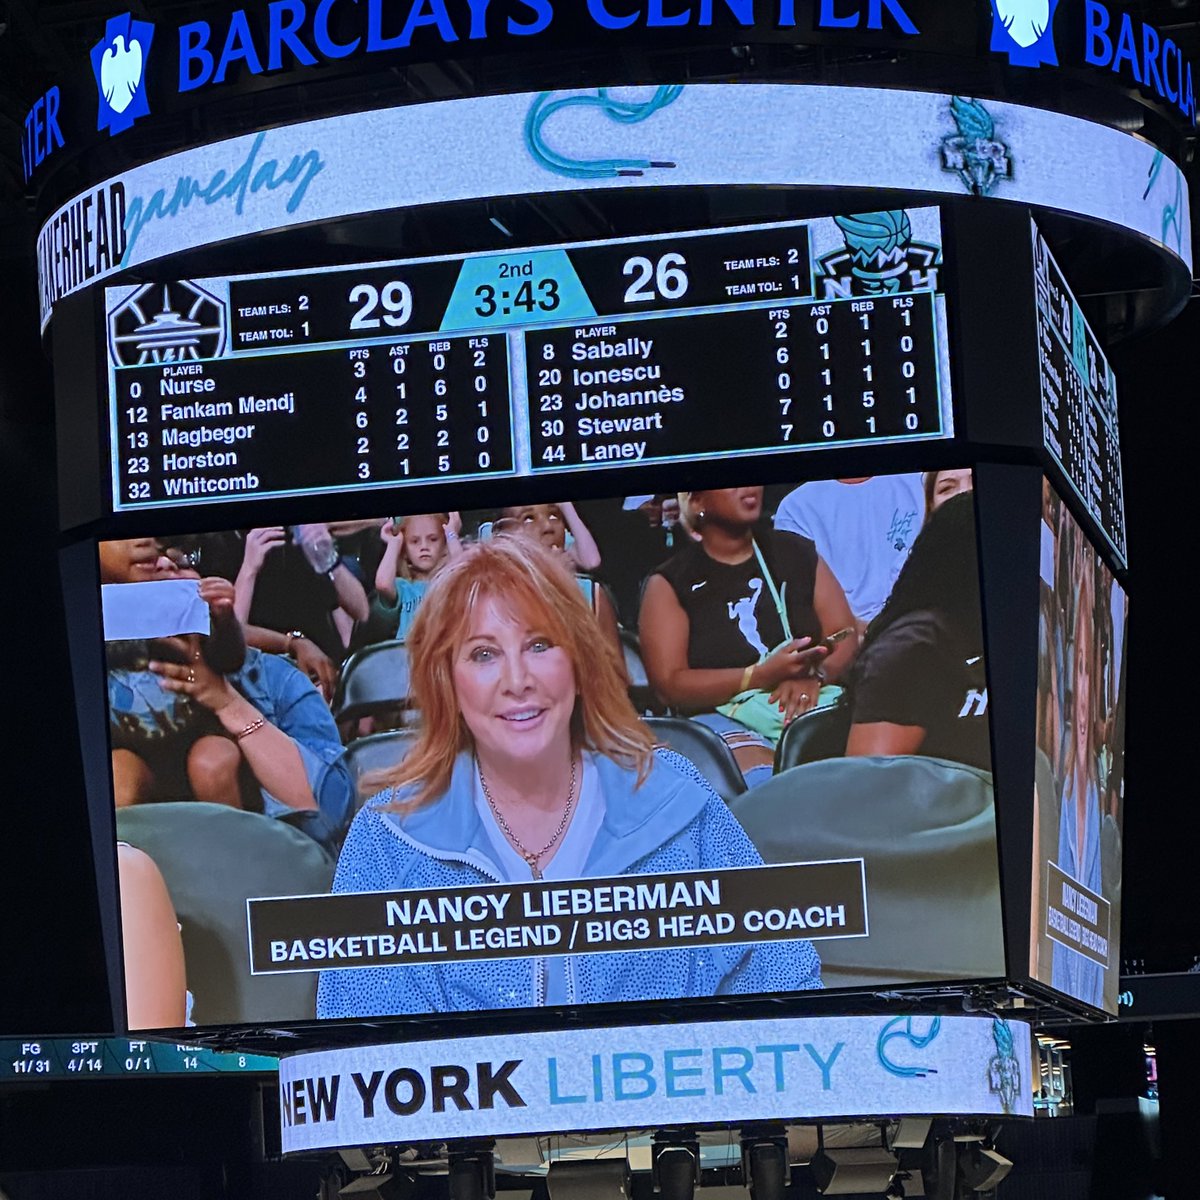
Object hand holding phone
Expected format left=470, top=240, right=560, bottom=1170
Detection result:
left=818, top=627, right=855, bottom=653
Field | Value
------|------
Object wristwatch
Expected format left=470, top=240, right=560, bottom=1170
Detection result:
left=284, top=630, right=307, bottom=657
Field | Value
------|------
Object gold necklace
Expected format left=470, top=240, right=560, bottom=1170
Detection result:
left=479, top=759, right=578, bottom=881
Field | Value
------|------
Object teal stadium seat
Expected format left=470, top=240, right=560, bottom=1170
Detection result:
left=729, top=756, right=1004, bottom=991
left=773, top=702, right=851, bottom=772
left=332, top=640, right=413, bottom=724
left=337, top=729, right=419, bottom=811
left=116, top=803, right=335, bottom=1026
left=619, top=629, right=666, bottom=715
left=644, top=716, right=747, bottom=805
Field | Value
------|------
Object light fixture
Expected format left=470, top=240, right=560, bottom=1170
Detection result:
left=809, top=1149, right=899, bottom=1196
left=956, top=1144, right=1012, bottom=1193
left=448, top=1141, right=496, bottom=1200
left=889, top=1118, right=932, bottom=1151
left=546, top=1159, right=631, bottom=1200
left=337, top=1170, right=413, bottom=1200
left=652, top=1131, right=700, bottom=1200
left=740, top=1126, right=789, bottom=1200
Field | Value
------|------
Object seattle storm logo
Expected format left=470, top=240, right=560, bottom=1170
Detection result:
left=940, top=97, right=1012, bottom=197
left=817, top=211, right=941, bottom=298
left=108, top=281, right=227, bottom=367
left=989, top=0, right=1059, bottom=67
left=90, top=12, right=155, bottom=136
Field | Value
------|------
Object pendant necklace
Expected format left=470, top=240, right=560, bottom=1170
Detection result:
left=480, top=758, right=578, bottom=881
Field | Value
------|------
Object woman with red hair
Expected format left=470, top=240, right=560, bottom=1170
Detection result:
left=317, top=536, right=821, bottom=1016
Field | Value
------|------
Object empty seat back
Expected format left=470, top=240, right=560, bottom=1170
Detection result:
left=729, top=756, right=1003, bottom=991
left=339, top=729, right=420, bottom=810
left=644, top=715, right=747, bottom=805
left=116, top=803, right=335, bottom=1026
left=333, top=640, right=412, bottom=722
left=774, top=702, right=851, bottom=772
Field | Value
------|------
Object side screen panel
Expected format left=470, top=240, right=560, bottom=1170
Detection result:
left=1031, top=478, right=1128, bottom=1013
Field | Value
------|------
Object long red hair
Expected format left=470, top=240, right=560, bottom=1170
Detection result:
left=368, top=535, right=653, bottom=810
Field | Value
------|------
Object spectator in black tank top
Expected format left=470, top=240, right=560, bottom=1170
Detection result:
left=639, top=486, right=857, bottom=786
left=844, top=486, right=991, bottom=770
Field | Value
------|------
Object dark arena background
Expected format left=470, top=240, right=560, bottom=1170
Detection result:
left=3, top=2, right=1200, bottom=1199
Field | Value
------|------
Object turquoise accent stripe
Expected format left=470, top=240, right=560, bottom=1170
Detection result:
left=441, top=249, right=596, bottom=331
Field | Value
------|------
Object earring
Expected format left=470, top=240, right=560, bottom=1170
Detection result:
left=698, top=509, right=706, bottom=520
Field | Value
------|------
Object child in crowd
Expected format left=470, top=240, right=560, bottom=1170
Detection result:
left=494, top=501, right=624, bottom=677
left=370, top=512, right=463, bottom=640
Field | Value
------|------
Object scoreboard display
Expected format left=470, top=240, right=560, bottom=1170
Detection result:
left=1, top=1038, right=276, bottom=1079
left=1032, top=221, right=1127, bottom=566
left=105, top=213, right=951, bottom=511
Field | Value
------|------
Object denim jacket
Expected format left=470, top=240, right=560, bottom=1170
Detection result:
left=316, top=748, right=821, bottom=1017
left=230, top=648, right=352, bottom=851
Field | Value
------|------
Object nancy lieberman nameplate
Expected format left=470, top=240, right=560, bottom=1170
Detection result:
left=247, top=861, right=867, bottom=975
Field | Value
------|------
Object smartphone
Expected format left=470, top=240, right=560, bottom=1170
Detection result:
left=818, top=627, right=855, bottom=652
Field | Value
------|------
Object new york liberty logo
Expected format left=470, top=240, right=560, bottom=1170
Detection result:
left=941, top=97, right=1012, bottom=197
left=989, top=0, right=1060, bottom=67
left=817, top=211, right=941, bottom=298
left=987, top=1018, right=1022, bottom=1114
left=90, top=12, right=154, bottom=136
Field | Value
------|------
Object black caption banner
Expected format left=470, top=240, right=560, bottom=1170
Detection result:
left=248, top=861, right=867, bottom=975
left=1044, top=862, right=1111, bottom=968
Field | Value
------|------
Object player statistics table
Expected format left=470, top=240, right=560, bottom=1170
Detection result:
left=1032, top=222, right=1127, bottom=566
left=104, top=214, right=953, bottom=512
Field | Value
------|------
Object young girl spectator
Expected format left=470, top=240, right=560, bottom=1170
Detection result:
left=370, top=512, right=463, bottom=641
left=494, top=502, right=623, bottom=673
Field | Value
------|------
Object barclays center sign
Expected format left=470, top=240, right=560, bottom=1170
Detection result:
left=95, top=0, right=1195, bottom=126
left=989, top=0, right=1195, bottom=123
left=20, top=0, right=1197, bottom=189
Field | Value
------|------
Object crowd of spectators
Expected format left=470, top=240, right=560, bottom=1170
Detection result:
left=103, top=470, right=992, bottom=846
left=103, top=469, right=998, bottom=1026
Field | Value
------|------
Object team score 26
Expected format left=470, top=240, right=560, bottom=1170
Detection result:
left=474, top=279, right=560, bottom=317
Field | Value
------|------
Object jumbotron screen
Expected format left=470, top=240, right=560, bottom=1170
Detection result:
left=101, top=466, right=1002, bottom=1031
left=1030, top=478, right=1128, bottom=1014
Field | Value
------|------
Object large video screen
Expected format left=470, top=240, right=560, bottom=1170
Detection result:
left=1031, top=479, right=1128, bottom=1013
left=104, top=207, right=951, bottom=512
left=101, top=467, right=1002, bottom=1031
left=1032, top=220, right=1126, bottom=566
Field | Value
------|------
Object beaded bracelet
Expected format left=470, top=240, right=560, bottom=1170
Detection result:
left=236, top=716, right=266, bottom=741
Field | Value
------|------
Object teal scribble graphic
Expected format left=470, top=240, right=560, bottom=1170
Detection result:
left=524, top=87, right=683, bottom=180
left=833, top=210, right=913, bottom=295
left=940, top=96, right=1012, bottom=196
left=876, top=1016, right=942, bottom=1078
left=1143, top=149, right=1185, bottom=255
left=122, top=131, right=325, bottom=266
left=987, top=1018, right=1021, bottom=1114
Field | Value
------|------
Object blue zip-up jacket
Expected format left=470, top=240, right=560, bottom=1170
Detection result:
left=316, top=748, right=822, bottom=1017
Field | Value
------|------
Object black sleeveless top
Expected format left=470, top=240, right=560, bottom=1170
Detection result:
left=653, top=531, right=821, bottom=669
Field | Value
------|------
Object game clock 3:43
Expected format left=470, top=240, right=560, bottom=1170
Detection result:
left=475, top=278, right=560, bottom=319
